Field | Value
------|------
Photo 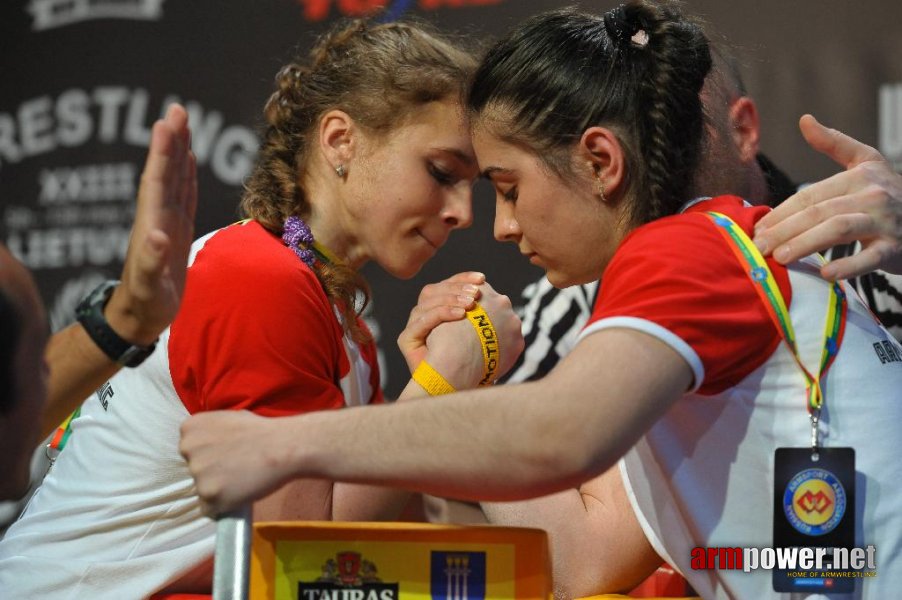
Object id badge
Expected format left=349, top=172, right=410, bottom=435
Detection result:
left=772, top=447, right=856, bottom=593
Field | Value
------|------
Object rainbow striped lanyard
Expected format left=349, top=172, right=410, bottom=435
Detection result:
left=704, top=211, right=847, bottom=450
left=46, top=406, right=80, bottom=462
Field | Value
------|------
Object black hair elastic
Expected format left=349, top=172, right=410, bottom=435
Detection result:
left=603, top=3, right=648, bottom=51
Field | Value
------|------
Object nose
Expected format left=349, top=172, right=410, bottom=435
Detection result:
left=441, top=186, right=474, bottom=230
left=493, top=197, right=520, bottom=243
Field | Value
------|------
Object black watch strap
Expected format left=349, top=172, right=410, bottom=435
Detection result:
left=75, top=280, right=157, bottom=367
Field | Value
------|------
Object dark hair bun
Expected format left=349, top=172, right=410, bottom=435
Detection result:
left=603, top=4, right=646, bottom=50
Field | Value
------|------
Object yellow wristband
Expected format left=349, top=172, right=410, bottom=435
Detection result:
left=466, top=303, right=500, bottom=386
left=412, top=361, right=457, bottom=396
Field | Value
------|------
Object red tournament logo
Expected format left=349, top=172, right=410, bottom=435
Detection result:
left=796, top=489, right=833, bottom=514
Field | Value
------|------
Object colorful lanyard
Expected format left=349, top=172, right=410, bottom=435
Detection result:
left=704, top=211, right=847, bottom=449
left=312, top=241, right=339, bottom=266
left=47, top=406, right=81, bottom=456
left=241, top=218, right=340, bottom=266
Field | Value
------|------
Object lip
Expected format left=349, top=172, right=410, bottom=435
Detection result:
left=523, top=251, right=541, bottom=266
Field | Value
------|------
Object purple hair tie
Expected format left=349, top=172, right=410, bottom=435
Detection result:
left=282, top=216, right=315, bottom=268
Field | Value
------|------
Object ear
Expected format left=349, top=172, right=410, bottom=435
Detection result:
left=729, top=96, right=760, bottom=164
left=318, top=109, right=355, bottom=170
left=579, top=126, right=626, bottom=202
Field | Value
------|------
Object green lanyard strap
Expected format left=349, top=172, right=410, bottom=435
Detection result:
left=704, top=211, right=847, bottom=414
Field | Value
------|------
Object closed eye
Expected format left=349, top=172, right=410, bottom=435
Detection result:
left=428, top=163, right=456, bottom=186
left=502, top=186, right=518, bottom=202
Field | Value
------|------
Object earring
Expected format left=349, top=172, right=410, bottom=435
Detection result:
left=595, top=177, right=607, bottom=201
left=335, top=164, right=346, bottom=178
left=588, top=161, right=606, bottom=201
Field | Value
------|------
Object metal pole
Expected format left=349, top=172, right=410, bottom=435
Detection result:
left=213, top=506, right=253, bottom=600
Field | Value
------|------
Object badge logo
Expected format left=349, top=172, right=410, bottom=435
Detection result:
left=783, top=468, right=847, bottom=536
left=430, top=551, right=486, bottom=600
left=298, top=551, right=398, bottom=600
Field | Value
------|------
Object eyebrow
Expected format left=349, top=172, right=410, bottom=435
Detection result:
left=480, top=166, right=514, bottom=180
left=435, top=147, right=476, bottom=166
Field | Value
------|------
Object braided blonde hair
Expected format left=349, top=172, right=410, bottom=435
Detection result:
left=241, top=19, right=476, bottom=341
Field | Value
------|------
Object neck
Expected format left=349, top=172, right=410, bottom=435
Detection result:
left=745, top=161, right=771, bottom=207
left=302, top=170, right=368, bottom=271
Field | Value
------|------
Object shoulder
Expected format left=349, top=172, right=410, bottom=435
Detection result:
left=171, top=219, right=343, bottom=380
left=169, top=221, right=348, bottom=414
left=190, top=221, right=319, bottom=282
left=617, top=195, right=767, bottom=258
left=602, top=197, right=772, bottom=301
left=182, top=220, right=330, bottom=318
left=586, top=196, right=785, bottom=394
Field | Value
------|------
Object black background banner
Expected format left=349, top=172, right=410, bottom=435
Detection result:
left=3, top=0, right=901, bottom=396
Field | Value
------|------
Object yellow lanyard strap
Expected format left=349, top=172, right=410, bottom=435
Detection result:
left=704, top=212, right=847, bottom=413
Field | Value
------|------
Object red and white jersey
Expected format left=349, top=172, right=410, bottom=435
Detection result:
left=0, top=220, right=382, bottom=599
left=579, top=196, right=902, bottom=599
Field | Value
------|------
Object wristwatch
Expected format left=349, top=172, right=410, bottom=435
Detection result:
left=75, top=280, right=157, bottom=367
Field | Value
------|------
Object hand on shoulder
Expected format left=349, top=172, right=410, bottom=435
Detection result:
left=753, top=114, right=902, bottom=280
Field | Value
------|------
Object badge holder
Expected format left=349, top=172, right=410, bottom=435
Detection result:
left=706, top=212, right=858, bottom=594
left=773, top=442, right=856, bottom=592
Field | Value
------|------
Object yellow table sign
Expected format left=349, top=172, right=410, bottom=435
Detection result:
left=250, top=521, right=551, bottom=600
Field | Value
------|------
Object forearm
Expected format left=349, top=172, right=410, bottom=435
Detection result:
left=482, top=467, right=660, bottom=597
left=42, top=324, right=119, bottom=437
left=482, top=489, right=591, bottom=545
left=483, top=489, right=604, bottom=597
left=286, top=380, right=600, bottom=502
left=291, top=333, right=688, bottom=501
left=330, top=378, right=438, bottom=521
left=42, top=285, right=162, bottom=438
left=180, top=329, right=691, bottom=516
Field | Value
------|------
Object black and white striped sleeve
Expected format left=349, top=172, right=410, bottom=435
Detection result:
left=499, top=277, right=599, bottom=384
left=826, top=242, right=902, bottom=343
